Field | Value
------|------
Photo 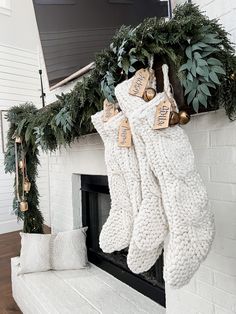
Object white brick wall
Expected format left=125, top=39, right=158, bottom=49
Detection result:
left=48, top=134, right=106, bottom=233
left=166, top=110, right=236, bottom=314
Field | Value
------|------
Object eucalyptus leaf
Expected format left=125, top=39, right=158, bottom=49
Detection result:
left=187, top=59, right=193, bottom=70
left=191, top=61, right=197, bottom=77
left=192, top=44, right=202, bottom=51
left=209, top=71, right=220, bottom=84
left=207, top=58, right=223, bottom=66
left=197, top=93, right=208, bottom=108
left=187, top=89, right=197, bottom=104
left=196, top=66, right=206, bottom=76
left=129, top=66, right=136, bottom=73
left=193, top=52, right=202, bottom=60
left=199, top=84, right=211, bottom=96
left=186, top=46, right=192, bottom=59
left=211, top=66, right=226, bottom=75
left=179, top=63, right=188, bottom=72
left=192, top=97, right=199, bottom=112
left=187, top=72, right=193, bottom=82
left=184, top=82, right=194, bottom=95
left=197, top=59, right=208, bottom=66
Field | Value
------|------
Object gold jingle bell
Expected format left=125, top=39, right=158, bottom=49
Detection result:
left=20, top=201, right=28, bottom=212
left=179, top=111, right=190, bottom=125
left=143, top=88, right=156, bottom=102
left=169, top=111, right=180, bottom=125
left=24, top=178, right=31, bottom=193
left=15, top=136, right=22, bottom=144
left=19, top=160, right=24, bottom=170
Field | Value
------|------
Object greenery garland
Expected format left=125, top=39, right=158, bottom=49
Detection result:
left=4, top=3, right=236, bottom=232
left=4, top=104, right=44, bottom=233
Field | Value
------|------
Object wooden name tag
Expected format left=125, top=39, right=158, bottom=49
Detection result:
left=118, top=119, right=132, bottom=148
left=103, top=99, right=116, bottom=122
left=129, top=68, right=150, bottom=98
left=153, top=100, right=171, bottom=130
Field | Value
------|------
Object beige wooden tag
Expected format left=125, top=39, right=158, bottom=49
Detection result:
left=118, top=119, right=132, bottom=148
left=129, top=68, right=150, bottom=98
left=153, top=99, right=171, bottom=130
left=103, top=99, right=116, bottom=122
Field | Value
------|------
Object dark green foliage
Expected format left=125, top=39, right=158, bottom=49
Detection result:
left=4, top=3, right=236, bottom=232
left=4, top=104, right=44, bottom=233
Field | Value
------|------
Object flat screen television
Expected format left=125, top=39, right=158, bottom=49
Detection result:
left=33, top=0, right=169, bottom=86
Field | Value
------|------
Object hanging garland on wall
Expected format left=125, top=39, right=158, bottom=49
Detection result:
left=4, top=3, right=236, bottom=233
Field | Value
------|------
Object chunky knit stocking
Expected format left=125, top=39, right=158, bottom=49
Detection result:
left=91, top=111, right=133, bottom=253
left=115, top=78, right=168, bottom=265
left=93, top=111, right=161, bottom=273
left=130, top=64, right=215, bottom=287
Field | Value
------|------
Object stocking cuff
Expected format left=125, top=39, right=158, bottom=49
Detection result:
left=91, top=111, right=108, bottom=142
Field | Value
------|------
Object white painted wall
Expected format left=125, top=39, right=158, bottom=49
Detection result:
left=0, top=0, right=50, bottom=234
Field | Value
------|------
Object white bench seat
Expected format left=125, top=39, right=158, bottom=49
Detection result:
left=11, top=257, right=165, bottom=314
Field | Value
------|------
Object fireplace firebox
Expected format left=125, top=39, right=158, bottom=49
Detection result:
left=81, top=175, right=165, bottom=307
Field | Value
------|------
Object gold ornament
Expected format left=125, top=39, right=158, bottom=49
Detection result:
left=169, top=111, right=180, bottom=125
left=20, top=201, right=28, bottom=212
left=143, top=88, right=156, bottom=102
left=15, top=136, right=22, bottom=144
left=24, top=178, right=31, bottom=193
left=19, top=160, right=24, bottom=170
left=179, top=111, right=190, bottom=125
left=230, top=73, right=235, bottom=80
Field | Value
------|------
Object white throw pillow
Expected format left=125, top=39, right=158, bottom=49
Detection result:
left=19, top=232, right=51, bottom=274
left=52, top=228, right=88, bottom=270
left=19, top=228, right=88, bottom=274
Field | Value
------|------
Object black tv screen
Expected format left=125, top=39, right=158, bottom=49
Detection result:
left=33, top=0, right=168, bottom=86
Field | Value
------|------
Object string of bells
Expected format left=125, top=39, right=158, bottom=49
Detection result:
left=14, top=135, right=31, bottom=212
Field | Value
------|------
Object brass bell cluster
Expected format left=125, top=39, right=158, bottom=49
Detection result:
left=143, top=68, right=157, bottom=102
left=169, top=110, right=190, bottom=126
left=15, top=135, right=31, bottom=212
left=142, top=67, right=190, bottom=125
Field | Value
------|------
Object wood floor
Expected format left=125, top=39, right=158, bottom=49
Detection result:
left=0, top=226, right=50, bottom=314
left=0, top=230, right=22, bottom=313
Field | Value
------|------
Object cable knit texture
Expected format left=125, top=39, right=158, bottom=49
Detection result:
left=91, top=111, right=134, bottom=253
left=115, top=83, right=166, bottom=274
left=92, top=111, right=161, bottom=273
left=115, top=79, right=168, bottom=253
left=120, top=64, right=214, bottom=287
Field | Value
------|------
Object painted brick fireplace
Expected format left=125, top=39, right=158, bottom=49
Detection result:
left=44, top=108, right=236, bottom=313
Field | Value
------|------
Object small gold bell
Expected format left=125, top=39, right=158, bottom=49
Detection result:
left=19, top=160, right=24, bottom=170
left=179, top=111, right=190, bottom=125
left=143, top=88, right=156, bottom=102
left=169, top=111, right=180, bottom=125
left=15, top=136, right=22, bottom=144
left=20, top=201, right=28, bottom=212
left=24, top=178, right=31, bottom=193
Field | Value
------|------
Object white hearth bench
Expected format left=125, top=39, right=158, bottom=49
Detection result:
left=12, top=257, right=165, bottom=314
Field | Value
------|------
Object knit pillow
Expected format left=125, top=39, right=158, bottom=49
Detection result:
left=19, top=232, right=51, bottom=274
left=52, top=228, right=88, bottom=270
left=18, top=228, right=88, bottom=274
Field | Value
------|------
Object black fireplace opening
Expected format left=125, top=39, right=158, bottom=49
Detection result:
left=81, top=174, right=165, bottom=307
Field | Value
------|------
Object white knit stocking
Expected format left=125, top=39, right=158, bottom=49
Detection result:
left=130, top=65, right=215, bottom=287
left=92, top=110, right=161, bottom=273
left=115, top=79, right=168, bottom=265
left=91, top=112, right=133, bottom=253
